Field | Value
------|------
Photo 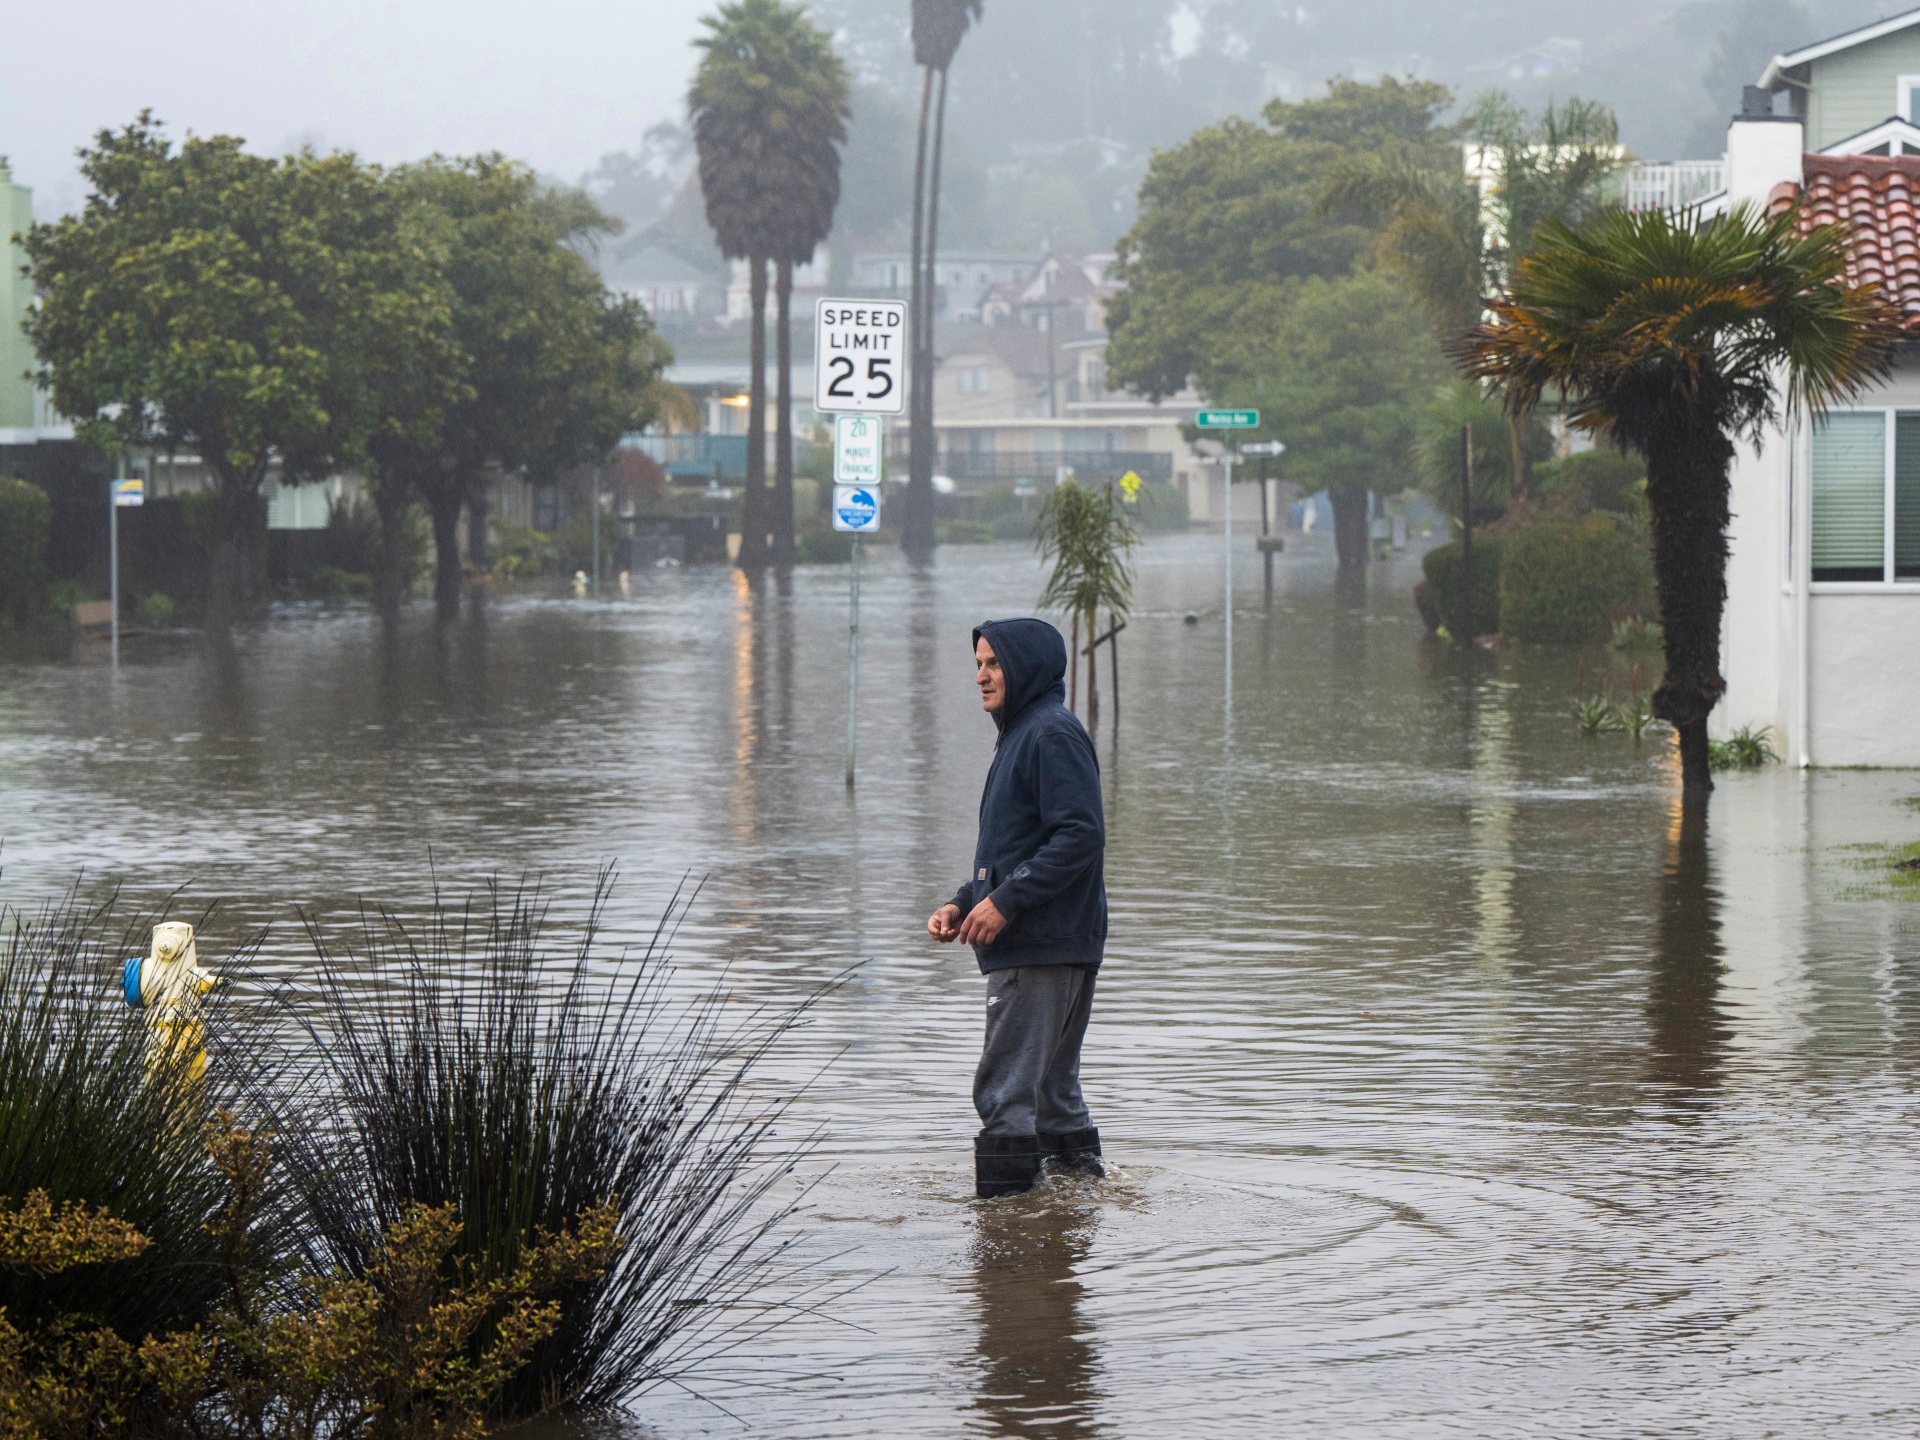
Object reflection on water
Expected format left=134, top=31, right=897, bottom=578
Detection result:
left=966, top=1190, right=1102, bottom=1439
left=1649, top=800, right=1729, bottom=1096
left=5, top=531, right=1920, bottom=1435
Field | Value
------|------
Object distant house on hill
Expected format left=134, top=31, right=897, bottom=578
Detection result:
left=1673, top=8, right=1920, bottom=766
left=928, top=249, right=1212, bottom=508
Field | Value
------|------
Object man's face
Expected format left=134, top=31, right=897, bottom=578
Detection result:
left=975, top=637, right=1005, bottom=713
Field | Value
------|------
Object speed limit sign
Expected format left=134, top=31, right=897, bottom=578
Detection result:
left=814, top=299, right=907, bottom=415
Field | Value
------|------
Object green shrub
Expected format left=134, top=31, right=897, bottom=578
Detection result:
left=1709, top=724, right=1778, bottom=770
left=1419, top=536, right=1504, bottom=638
left=138, top=593, right=175, bottom=626
left=493, top=521, right=559, bottom=579
left=310, top=566, right=372, bottom=599
left=0, top=477, right=52, bottom=624
left=1498, top=513, right=1655, bottom=644
left=798, top=529, right=853, bottom=563
left=936, top=519, right=995, bottom=544
left=992, top=511, right=1035, bottom=541
left=1534, top=447, right=1646, bottom=516
left=1139, top=481, right=1191, bottom=532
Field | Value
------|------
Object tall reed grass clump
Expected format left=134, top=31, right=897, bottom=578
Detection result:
left=0, top=870, right=832, bottom=1429
left=267, top=872, right=826, bottom=1414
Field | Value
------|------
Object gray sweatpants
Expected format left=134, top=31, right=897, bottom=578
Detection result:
left=973, top=964, right=1098, bottom=1137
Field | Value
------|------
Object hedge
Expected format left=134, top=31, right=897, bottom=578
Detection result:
left=1497, top=513, right=1655, bottom=643
left=1419, top=536, right=1505, bottom=638
left=0, top=477, right=51, bottom=624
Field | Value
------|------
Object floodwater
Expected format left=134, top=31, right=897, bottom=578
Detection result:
left=4, top=530, right=1920, bottom=1437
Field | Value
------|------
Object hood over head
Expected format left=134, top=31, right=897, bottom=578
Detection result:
left=972, top=618, right=1067, bottom=731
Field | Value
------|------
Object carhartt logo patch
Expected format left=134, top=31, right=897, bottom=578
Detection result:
left=977, top=868, right=988, bottom=880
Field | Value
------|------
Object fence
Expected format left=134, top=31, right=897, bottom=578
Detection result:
left=622, top=434, right=749, bottom=484
left=1621, top=160, right=1726, bottom=212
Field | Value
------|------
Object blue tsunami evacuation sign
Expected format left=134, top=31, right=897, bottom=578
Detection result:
left=832, top=485, right=881, bottom=533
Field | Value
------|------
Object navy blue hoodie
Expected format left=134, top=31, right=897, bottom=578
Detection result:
left=950, top=618, right=1107, bottom=974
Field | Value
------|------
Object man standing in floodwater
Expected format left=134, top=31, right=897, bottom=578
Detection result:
left=928, top=618, right=1108, bottom=1198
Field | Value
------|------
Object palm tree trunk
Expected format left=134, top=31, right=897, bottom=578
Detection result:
left=1645, top=421, right=1734, bottom=797
left=740, top=253, right=769, bottom=571
left=1507, top=414, right=1532, bottom=506
left=774, top=255, right=796, bottom=566
left=906, top=67, right=945, bottom=559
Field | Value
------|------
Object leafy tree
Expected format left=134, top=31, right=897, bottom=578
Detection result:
left=1324, top=92, right=1625, bottom=501
left=1460, top=204, right=1898, bottom=796
left=692, top=0, right=844, bottom=571
left=905, top=0, right=985, bottom=558
left=374, top=158, right=664, bottom=619
left=1106, top=76, right=1454, bottom=403
left=1214, top=272, right=1446, bottom=566
left=24, top=115, right=441, bottom=631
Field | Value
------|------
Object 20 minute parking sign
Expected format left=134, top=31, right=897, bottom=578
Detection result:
left=815, top=299, right=907, bottom=415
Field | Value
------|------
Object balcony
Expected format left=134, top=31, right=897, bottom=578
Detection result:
left=1622, top=160, right=1726, bottom=212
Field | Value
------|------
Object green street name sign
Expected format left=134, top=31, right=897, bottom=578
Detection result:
left=1195, top=408, right=1259, bottom=429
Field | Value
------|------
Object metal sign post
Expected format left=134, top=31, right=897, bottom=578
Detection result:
left=831, top=412, right=888, bottom=788
left=1196, top=410, right=1260, bottom=721
left=1239, top=440, right=1287, bottom=603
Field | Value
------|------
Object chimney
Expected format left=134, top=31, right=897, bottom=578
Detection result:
left=1726, top=96, right=1803, bottom=209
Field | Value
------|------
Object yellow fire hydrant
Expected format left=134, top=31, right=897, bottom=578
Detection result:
left=122, top=922, right=221, bottom=1083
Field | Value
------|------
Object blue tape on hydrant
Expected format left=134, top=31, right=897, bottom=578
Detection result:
left=122, top=956, right=144, bottom=1008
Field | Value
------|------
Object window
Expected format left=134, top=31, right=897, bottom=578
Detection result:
left=1811, top=410, right=1920, bottom=582
left=955, top=366, right=991, bottom=394
left=1901, top=75, right=1920, bottom=124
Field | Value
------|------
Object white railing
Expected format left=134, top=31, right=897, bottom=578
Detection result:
left=1622, top=160, right=1726, bottom=211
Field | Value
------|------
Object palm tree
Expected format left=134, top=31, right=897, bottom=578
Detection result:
left=1036, top=478, right=1137, bottom=735
left=905, top=0, right=984, bottom=559
left=691, top=1, right=791, bottom=571
left=769, top=17, right=848, bottom=566
left=1325, top=93, right=1623, bottom=503
left=1459, top=203, right=1899, bottom=796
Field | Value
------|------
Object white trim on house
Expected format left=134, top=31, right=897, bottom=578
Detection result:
left=1821, top=114, right=1920, bottom=153
left=1761, top=7, right=1920, bottom=87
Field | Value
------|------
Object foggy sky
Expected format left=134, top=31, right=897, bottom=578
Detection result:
left=3, top=0, right=715, bottom=218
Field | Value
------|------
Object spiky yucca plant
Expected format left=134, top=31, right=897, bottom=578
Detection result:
left=1459, top=203, right=1901, bottom=794
left=269, top=873, right=827, bottom=1416
left=0, top=887, right=271, bottom=1339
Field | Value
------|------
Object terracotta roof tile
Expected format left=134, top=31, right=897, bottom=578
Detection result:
left=1773, top=154, right=1920, bottom=328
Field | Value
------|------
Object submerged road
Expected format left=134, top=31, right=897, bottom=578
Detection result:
left=4, top=530, right=1919, bottom=1436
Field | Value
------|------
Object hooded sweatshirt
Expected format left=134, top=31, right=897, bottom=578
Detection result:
left=950, top=617, right=1107, bottom=974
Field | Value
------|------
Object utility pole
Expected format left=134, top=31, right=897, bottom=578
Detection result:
left=591, top=466, right=601, bottom=596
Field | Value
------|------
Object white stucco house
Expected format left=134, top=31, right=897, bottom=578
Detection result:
left=1700, top=15, right=1920, bottom=766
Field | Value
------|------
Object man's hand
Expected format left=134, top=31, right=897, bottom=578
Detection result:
left=927, top=904, right=962, bottom=942
left=957, top=896, right=1008, bottom=946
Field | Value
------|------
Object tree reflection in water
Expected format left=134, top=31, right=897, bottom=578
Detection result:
left=964, top=1190, right=1103, bottom=1438
left=1647, top=799, right=1730, bottom=1096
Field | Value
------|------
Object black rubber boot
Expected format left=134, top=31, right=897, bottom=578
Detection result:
left=975, top=1133, right=1044, bottom=1198
left=1043, top=1126, right=1104, bottom=1179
